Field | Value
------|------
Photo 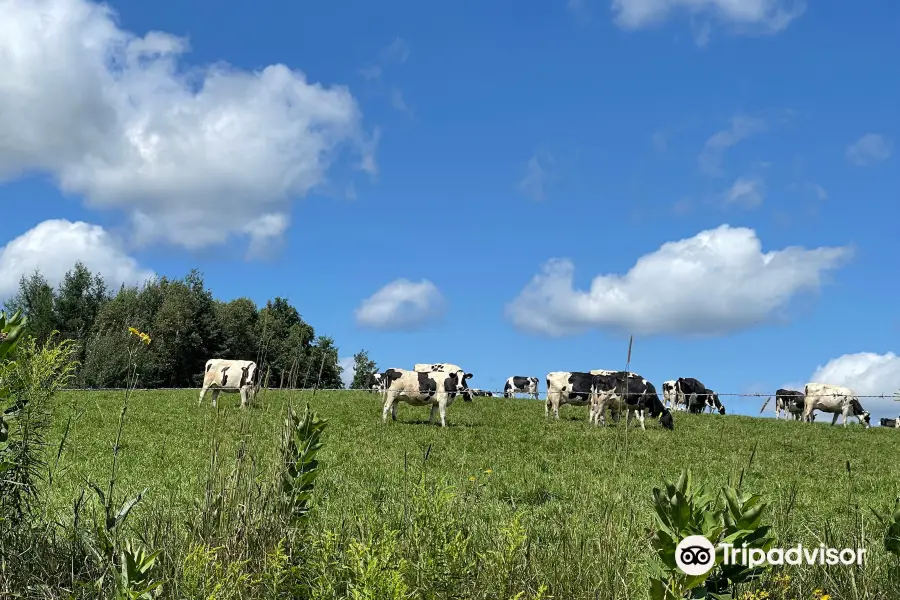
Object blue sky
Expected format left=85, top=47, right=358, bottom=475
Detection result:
left=1, top=0, right=898, bottom=420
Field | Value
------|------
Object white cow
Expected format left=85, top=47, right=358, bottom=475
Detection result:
left=199, top=359, right=261, bottom=408
left=381, top=368, right=473, bottom=427
left=802, top=383, right=871, bottom=428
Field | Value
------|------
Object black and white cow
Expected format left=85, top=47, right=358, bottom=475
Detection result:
left=802, top=383, right=870, bottom=428
left=592, top=373, right=674, bottom=430
left=503, top=376, right=539, bottom=399
left=662, top=380, right=682, bottom=411
left=470, top=389, right=494, bottom=397
left=545, top=371, right=597, bottom=420
left=199, top=359, right=261, bottom=408
left=774, top=388, right=806, bottom=420
left=879, top=417, right=900, bottom=428
left=675, top=377, right=726, bottom=415
left=381, top=367, right=473, bottom=427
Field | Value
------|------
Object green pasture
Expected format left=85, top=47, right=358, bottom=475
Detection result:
left=43, top=388, right=900, bottom=598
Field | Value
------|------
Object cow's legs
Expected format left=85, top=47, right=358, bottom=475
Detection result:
left=198, top=384, right=210, bottom=406
left=590, top=400, right=600, bottom=425
left=439, top=400, right=448, bottom=428
left=382, top=392, right=398, bottom=423
left=211, top=390, right=220, bottom=408
left=637, top=409, right=646, bottom=431
left=546, top=393, right=560, bottom=419
left=239, top=387, right=249, bottom=409
left=428, top=403, right=439, bottom=424
left=831, top=412, right=840, bottom=426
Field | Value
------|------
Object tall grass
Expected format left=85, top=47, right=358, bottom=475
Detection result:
left=2, top=334, right=900, bottom=597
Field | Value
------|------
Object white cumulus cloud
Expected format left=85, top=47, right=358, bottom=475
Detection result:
left=845, top=134, right=893, bottom=166
left=355, top=279, right=446, bottom=331
left=506, top=225, right=851, bottom=337
left=808, top=352, right=900, bottom=420
left=0, top=220, right=154, bottom=298
left=611, top=0, right=806, bottom=36
left=0, top=0, right=374, bottom=251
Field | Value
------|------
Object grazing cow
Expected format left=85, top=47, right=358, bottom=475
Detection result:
left=675, top=377, right=726, bottom=415
left=199, top=359, right=261, bottom=408
left=588, top=370, right=636, bottom=420
left=504, top=376, right=539, bottom=399
left=879, top=418, right=900, bottom=428
left=802, top=383, right=871, bottom=428
left=381, top=368, right=473, bottom=427
left=592, top=373, right=674, bottom=430
left=774, top=389, right=806, bottom=420
left=470, top=389, right=494, bottom=397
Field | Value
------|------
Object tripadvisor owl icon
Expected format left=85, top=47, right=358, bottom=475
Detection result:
left=675, top=535, right=716, bottom=576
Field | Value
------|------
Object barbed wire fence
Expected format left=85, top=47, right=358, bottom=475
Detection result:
left=55, top=386, right=900, bottom=400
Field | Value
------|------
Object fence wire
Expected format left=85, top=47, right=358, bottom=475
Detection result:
left=56, top=387, right=900, bottom=400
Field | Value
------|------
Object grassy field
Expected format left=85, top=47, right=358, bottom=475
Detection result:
left=43, top=388, right=900, bottom=599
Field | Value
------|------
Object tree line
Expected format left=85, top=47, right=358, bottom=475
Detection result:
left=2, top=262, right=380, bottom=390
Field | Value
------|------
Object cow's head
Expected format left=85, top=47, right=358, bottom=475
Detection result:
left=243, top=363, right=263, bottom=401
left=712, top=393, right=725, bottom=415
left=460, top=371, right=473, bottom=401
left=444, top=370, right=473, bottom=401
left=659, top=409, right=674, bottom=430
left=849, top=398, right=870, bottom=427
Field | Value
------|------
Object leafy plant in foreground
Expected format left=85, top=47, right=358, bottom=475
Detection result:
left=649, top=469, right=775, bottom=599
left=0, top=310, right=28, bottom=446
left=279, top=403, right=328, bottom=525
left=872, top=497, right=900, bottom=562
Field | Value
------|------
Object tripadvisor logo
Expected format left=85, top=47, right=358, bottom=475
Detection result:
left=675, top=536, right=716, bottom=576
left=675, top=536, right=867, bottom=575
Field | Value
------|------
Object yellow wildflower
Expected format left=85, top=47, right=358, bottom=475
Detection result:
left=820, top=596, right=830, bottom=600
left=468, top=476, right=477, bottom=482
left=483, top=469, right=493, bottom=474
left=128, top=326, right=152, bottom=345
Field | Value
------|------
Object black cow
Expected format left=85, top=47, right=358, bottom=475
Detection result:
left=504, top=376, right=539, bottom=399
left=676, top=377, right=726, bottom=415
left=470, top=389, right=494, bottom=397
left=380, top=367, right=473, bottom=427
left=880, top=417, right=899, bottom=428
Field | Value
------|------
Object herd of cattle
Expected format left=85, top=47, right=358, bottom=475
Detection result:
left=196, top=358, right=897, bottom=430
